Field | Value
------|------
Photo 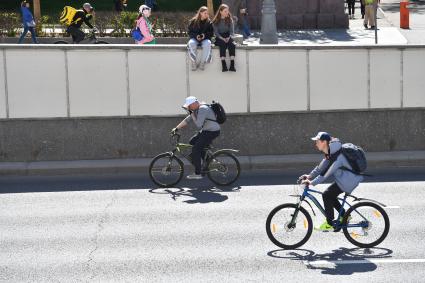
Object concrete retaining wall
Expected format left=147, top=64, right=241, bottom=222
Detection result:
left=0, top=44, right=424, bottom=162
left=0, top=109, right=423, bottom=162
left=0, top=44, right=424, bottom=119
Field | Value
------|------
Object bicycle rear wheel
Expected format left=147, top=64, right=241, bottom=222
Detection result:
left=95, top=41, right=109, bottom=44
left=343, top=202, right=390, bottom=248
left=149, top=153, right=184, bottom=188
left=266, top=203, right=313, bottom=249
left=207, top=152, right=240, bottom=186
left=54, top=40, right=68, bottom=44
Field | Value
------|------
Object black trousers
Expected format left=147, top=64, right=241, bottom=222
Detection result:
left=215, top=37, right=236, bottom=58
left=322, top=183, right=345, bottom=224
left=189, top=131, right=220, bottom=174
left=347, top=0, right=355, bottom=15
left=67, top=26, right=85, bottom=43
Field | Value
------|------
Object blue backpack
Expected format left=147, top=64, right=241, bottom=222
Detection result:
left=131, top=27, right=144, bottom=41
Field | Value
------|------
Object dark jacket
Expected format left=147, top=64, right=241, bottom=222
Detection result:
left=70, top=10, right=94, bottom=29
left=188, top=19, right=214, bottom=41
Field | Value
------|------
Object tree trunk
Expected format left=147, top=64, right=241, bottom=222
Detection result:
left=207, top=0, right=214, bottom=17
left=33, top=0, right=41, bottom=21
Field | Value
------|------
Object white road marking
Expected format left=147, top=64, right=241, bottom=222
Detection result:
left=304, top=259, right=425, bottom=266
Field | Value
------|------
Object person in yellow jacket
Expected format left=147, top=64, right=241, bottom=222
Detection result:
left=364, top=0, right=379, bottom=29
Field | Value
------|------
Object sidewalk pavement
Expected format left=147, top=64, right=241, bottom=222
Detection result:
left=1, top=151, right=424, bottom=176
left=379, top=0, right=425, bottom=44
left=243, top=0, right=425, bottom=46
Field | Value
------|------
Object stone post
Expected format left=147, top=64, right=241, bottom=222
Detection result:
left=260, top=0, right=278, bottom=44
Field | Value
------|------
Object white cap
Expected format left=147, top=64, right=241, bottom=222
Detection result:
left=183, top=96, right=198, bottom=108
left=311, top=131, right=331, bottom=141
left=83, top=3, right=93, bottom=10
left=139, top=4, right=151, bottom=13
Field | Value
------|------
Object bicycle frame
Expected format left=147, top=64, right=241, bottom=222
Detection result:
left=166, top=134, right=239, bottom=173
left=291, top=185, right=370, bottom=229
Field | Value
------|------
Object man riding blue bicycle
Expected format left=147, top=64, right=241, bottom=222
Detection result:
left=300, top=132, right=364, bottom=232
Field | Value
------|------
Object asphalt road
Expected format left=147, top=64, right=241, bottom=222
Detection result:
left=1, top=167, right=425, bottom=282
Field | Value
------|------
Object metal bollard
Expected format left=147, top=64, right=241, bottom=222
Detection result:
left=400, top=0, right=409, bottom=29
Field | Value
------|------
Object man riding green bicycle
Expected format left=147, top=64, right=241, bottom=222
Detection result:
left=172, top=96, right=221, bottom=180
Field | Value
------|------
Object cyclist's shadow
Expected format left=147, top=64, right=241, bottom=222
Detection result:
left=268, top=247, right=393, bottom=275
left=149, top=185, right=241, bottom=204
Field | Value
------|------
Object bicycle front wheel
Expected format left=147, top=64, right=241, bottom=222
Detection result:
left=343, top=202, right=390, bottom=248
left=266, top=203, right=313, bottom=249
left=207, top=152, right=240, bottom=186
left=149, top=153, right=184, bottom=188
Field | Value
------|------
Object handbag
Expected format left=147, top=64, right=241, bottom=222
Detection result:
left=26, top=20, right=36, bottom=27
left=131, top=27, right=144, bottom=41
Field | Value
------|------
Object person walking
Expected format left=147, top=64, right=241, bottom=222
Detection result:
left=364, top=0, right=377, bottom=29
left=135, top=5, right=156, bottom=44
left=18, top=1, right=38, bottom=44
left=347, top=0, right=356, bottom=19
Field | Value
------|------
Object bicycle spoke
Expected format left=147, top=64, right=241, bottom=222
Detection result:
left=149, top=153, right=184, bottom=187
left=266, top=204, right=313, bottom=249
left=343, top=202, right=390, bottom=248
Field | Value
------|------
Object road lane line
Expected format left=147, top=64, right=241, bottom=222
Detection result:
left=304, top=259, right=425, bottom=266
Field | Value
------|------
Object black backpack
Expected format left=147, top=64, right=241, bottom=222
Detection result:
left=341, top=143, right=367, bottom=174
left=208, top=101, right=226, bottom=124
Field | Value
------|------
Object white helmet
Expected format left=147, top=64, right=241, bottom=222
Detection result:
left=139, top=4, right=151, bottom=13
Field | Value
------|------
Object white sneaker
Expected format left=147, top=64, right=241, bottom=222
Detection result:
left=187, top=174, right=203, bottom=180
left=191, top=62, right=197, bottom=71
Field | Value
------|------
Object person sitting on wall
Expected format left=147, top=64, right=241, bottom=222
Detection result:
left=187, top=6, right=214, bottom=71
left=212, top=4, right=237, bottom=72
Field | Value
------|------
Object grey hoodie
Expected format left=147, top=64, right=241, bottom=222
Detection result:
left=309, top=139, right=364, bottom=194
left=184, top=104, right=220, bottom=132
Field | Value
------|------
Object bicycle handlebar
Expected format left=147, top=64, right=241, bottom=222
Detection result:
left=170, top=132, right=181, bottom=145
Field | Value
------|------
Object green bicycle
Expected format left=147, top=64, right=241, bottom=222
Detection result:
left=266, top=180, right=390, bottom=249
left=149, top=133, right=240, bottom=187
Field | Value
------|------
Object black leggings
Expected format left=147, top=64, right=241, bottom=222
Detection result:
left=322, top=183, right=345, bottom=224
left=215, top=37, right=236, bottom=58
left=347, top=0, right=355, bottom=15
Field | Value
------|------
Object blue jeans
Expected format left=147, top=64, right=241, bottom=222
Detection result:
left=240, top=17, right=251, bottom=38
left=18, top=26, right=38, bottom=43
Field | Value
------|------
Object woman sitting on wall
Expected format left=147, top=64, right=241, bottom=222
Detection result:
left=212, top=4, right=237, bottom=72
left=187, top=6, right=214, bottom=71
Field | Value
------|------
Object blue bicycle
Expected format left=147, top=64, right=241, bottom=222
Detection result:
left=266, top=181, right=390, bottom=249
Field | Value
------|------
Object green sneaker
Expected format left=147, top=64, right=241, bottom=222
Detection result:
left=314, top=221, right=334, bottom=232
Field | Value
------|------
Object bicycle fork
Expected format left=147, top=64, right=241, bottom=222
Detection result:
left=289, top=197, right=305, bottom=228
